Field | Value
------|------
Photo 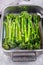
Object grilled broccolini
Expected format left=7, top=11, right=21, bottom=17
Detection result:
left=3, top=11, right=40, bottom=50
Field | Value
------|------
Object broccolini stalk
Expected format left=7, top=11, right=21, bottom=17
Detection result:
left=21, top=16, right=25, bottom=44
left=24, top=17, right=28, bottom=42
left=18, top=16, right=22, bottom=42
left=15, top=17, right=18, bottom=42
left=4, top=22, right=9, bottom=40
left=33, top=14, right=40, bottom=37
left=21, top=11, right=28, bottom=42
left=21, top=11, right=28, bottom=34
left=28, top=18, right=31, bottom=41
left=6, top=15, right=12, bottom=41
left=8, top=19, right=12, bottom=41
left=18, top=24, right=22, bottom=42
left=21, top=17, right=24, bottom=34
left=28, top=15, right=32, bottom=41
left=19, top=16, right=24, bottom=44
left=11, top=22, right=15, bottom=41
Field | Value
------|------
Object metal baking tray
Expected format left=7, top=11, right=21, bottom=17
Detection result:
left=2, top=5, right=43, bottom=61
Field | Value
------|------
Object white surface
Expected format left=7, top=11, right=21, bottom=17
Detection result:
left=0, top=0, right=43, bottom=65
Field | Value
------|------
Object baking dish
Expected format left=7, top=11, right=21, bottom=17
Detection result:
left=1, top=3, right=43, bottom=61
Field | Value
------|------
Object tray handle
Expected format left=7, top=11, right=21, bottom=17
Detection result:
left=11, top=51, right=36, bottom=62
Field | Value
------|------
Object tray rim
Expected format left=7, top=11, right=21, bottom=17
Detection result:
left=2, top=48, right=43, bottom=52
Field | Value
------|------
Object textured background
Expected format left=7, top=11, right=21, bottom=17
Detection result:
left=0, top=0, right=43, bottom=65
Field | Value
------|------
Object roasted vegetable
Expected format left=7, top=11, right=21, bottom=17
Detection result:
left=3, top=11, right=40, bottom=50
